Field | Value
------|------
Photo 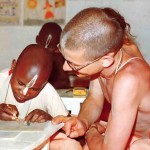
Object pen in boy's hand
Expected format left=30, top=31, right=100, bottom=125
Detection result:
left=24, top=121, right=31, bottom=126
left=12, top=113, right=18, bottom=121
left=15, top=117, right=19, bottom=122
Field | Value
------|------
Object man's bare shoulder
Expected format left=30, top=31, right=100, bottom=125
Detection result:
left=113, top=58, right=150, bottom=103
left=116, top=58, right=149, bottom=81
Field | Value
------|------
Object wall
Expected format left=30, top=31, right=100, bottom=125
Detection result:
left=0, top=26, right=40, bottom=69
left=0, top=0, right=149, bottom=70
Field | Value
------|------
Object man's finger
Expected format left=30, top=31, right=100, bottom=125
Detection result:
left=63, top=118, right=77, bottom=136
left=70, top=128, right=85, bottom=138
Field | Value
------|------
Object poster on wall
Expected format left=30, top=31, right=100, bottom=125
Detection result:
left=24, top=0, right=66, bottom=25
left=0, top=0, right=20, bottom=25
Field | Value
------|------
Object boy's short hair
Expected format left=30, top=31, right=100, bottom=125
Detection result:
left=36, top=22, right=62, bottom=48
left=61, top=7, right=135, bottom=60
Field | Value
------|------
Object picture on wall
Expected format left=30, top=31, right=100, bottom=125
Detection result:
left=0, top=0, right=20, bottom=25
left=24, top=0, right=66, bottom=25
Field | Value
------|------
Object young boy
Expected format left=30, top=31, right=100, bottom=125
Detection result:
left=36, top=22, right=70, bottom=89
left=0, top=44, right=68, bottom=123
left=52, top=7, right=150, bottom=150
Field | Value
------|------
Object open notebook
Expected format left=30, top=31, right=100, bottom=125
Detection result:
left=0, top=120, right=64, bottom=150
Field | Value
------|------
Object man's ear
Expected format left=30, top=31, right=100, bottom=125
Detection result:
left=101, top=55, right=114, bottom=68
left=11, top=59, right=16, bottom=71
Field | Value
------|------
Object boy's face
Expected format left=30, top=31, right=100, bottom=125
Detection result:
left=10, top=67, right=47, bottom=103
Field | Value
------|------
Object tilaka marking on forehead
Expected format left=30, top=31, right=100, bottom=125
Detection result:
left=45, top=34, right=52, bottom=48
left=22, top=74, right=38, bottom=95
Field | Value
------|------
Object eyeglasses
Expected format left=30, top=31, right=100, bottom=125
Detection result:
left=66, top=57, right=101, bottom=71
left=57, top=43, right=101, bottom=71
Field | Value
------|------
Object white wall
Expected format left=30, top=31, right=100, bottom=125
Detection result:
left=0, top=0, right=149, bottom=70
left=101, top=0, right=150, bottom=64
left=0, top=26, right=41, bottom=69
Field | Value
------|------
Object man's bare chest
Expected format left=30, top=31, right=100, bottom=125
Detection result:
left=99, top=78, right=114, bottom=103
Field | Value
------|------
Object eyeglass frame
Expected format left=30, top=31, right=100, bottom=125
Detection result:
left=57, top=43, right=101, bottom=71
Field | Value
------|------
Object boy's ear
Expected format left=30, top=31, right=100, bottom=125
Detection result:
left=101, top=55, right=114, bottom=68
left=11, top=59, right=17, bottom=71
left=36, top=35, right=39, bottom=44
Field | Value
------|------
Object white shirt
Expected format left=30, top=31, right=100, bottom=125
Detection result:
left=0, top=69, right=68, bottom=119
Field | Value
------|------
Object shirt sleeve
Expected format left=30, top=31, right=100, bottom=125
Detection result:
left=40, top=83, right=69, bottom=117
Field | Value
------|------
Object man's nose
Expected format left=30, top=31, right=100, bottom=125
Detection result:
left=63, top=61, right=72, bottom=71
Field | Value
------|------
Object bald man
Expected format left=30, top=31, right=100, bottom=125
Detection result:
left=0, top=44, right=68, bottom=123
left=52, top=7, right=150, bottom=150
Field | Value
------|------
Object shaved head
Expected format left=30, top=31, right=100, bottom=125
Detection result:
left=61, top=7, right=130, bottom=60
left=10, top=44, right=52, bottom=102
left=36, top=22, right=62, bottom=50
left=15, top=44, right=52, bottom=82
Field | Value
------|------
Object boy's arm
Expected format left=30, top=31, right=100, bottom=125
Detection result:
left=46, top=84, right=69, bottom=117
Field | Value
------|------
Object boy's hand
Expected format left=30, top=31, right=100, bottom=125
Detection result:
left=0, top=103, right=19, bottom=121
left=24, top=109, right=52, bottom=123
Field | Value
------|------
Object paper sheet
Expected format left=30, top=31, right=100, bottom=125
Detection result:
left=0, top=120, right=47, bottom=131
left=0, top=121, right=64, bottom=150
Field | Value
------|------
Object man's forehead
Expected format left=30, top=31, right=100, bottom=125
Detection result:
left=63, top=48, right=88, bottom=64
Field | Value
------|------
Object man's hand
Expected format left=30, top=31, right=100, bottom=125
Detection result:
left=84, top=122, right=106, bottom=150
left=0, top=103, right=19, bottom=121
left=89, top=122, right=106, bottom=134
left=85, top=125, right=104, bottom=150
left=52, top=115, right=88, bottom=138
left=24, top=109, right=52, bottom=123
